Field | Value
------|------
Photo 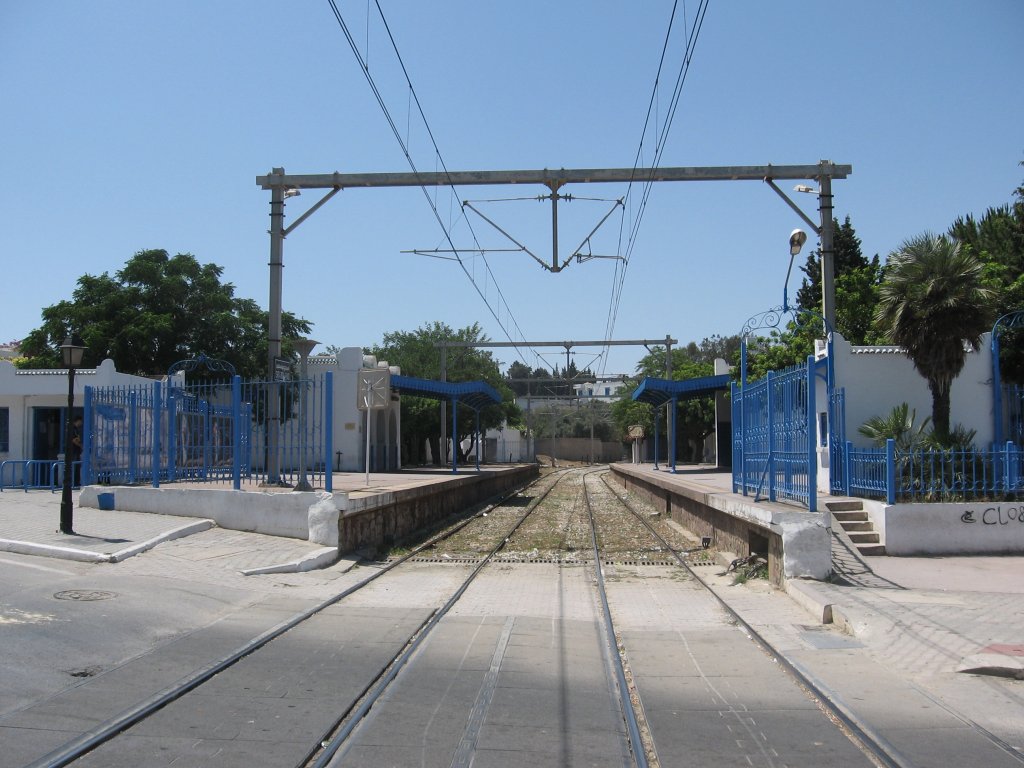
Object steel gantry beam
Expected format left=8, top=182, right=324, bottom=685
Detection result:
left=257, top=161, right=851, bottom=480
left=256, top=163, right=850, bottom=191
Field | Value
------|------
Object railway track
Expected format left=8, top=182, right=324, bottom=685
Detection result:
left=30, top=469, right=606, bottom=768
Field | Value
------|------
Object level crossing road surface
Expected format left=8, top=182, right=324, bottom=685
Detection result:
left=1, top=480, right=1023, bottom=767
left=328, top=562, right=869, bottom=768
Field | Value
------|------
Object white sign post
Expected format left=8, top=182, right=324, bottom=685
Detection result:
left=357, top=369, right=390, bottom=486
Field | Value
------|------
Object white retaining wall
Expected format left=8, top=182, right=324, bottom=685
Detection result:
left=878, top=500, right=1024, bottom=555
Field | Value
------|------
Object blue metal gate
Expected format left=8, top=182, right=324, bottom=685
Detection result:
left=732, top=356, right=817, bottom=511
left=829, top=387, right=846, bottom=493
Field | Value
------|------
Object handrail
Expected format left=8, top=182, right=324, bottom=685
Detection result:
left=0, top=459, right=82, bottom=492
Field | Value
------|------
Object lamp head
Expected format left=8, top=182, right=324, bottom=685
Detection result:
left=60, top=334, right=87, bottom=368
left=789, top=228, right=808, bottom=256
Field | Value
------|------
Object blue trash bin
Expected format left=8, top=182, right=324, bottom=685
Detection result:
left=97, top=492, right=115, bottom=511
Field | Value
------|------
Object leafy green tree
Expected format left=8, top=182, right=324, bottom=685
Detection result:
left=504, top=361, right=533, bottom=396
left=796, top=217, right=883, bottom=344
left=740, top=327, right=816, bottom=383
left=874, top=233, right=997, bottom=439
left=949, top=169, right=1024, bottom=384
left=18, top=249, right=310, bottom=378
left=368, top=321, right=519, bottom=465
left=741, top=217, right=882, bottom=382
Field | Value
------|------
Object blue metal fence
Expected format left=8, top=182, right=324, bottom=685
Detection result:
left=843, top=439, right=1023, bottom=503
left=732, top=356, right=817, bottom=510
left=83, top=373, right=333, bottom=491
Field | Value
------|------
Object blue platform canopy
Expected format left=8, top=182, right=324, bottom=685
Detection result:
left=631, top=374, right=731, bottom=407
left=390, top=375, right=501, bottom=410
left=390, top=375, right=502, bottom=472
left=630, top=374, right=731, bottom=472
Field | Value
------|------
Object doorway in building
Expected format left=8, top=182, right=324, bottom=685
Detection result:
left=32, top=408, right=65, bottom=461
left=33, top=407, right=83, bottom=479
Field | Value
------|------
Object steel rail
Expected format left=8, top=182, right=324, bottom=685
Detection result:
left=304, top=469, right=575, bottom=767
left=597, top=472, right=908, bottom=768
left=582, top=469, right=651, bottom=768
left=27, top=476, right=548, bottom=768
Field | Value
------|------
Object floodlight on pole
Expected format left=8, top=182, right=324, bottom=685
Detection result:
left=795, top=167, right=835, bottom=334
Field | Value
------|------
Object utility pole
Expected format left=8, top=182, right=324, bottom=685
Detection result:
left=589, top=395, right=595, bottom=464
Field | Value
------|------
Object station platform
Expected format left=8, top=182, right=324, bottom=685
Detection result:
left=2, top=464, right=537, bottom=571
left=610, top=462, right=835, bottom=583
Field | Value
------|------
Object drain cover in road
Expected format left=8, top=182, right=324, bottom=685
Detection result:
left=53, top=590, right=117, bottom=601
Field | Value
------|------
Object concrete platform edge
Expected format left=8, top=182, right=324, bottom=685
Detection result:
left=239, top=546, right=341, bottom=576
left=783, top=577, right=835, bottom=624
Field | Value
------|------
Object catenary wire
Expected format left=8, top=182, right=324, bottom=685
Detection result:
left=326, top=0, right=537, bottom=367
left=601, top=0, right=710, bottom=374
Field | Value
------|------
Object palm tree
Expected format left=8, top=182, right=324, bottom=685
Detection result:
left=874, top=233, right=995, bottom=439
left=858, top=403, right=931, bottom=451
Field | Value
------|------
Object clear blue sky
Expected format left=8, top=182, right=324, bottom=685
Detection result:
left=3, top=2, right=1022, bottom=377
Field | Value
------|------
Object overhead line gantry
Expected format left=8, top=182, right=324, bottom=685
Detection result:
left=257, top=161, right=851, bottom=480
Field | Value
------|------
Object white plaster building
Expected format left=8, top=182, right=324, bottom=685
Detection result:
left=307, top=347, right=402, bottom=472
left=0, top=359, right=154, bottom=481
left=483, top=425, right=530, bottom=463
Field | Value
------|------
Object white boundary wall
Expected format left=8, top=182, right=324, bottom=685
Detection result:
left=814, top=333, right=995, bottom=493
left=826, top=332, right=994, bottom=449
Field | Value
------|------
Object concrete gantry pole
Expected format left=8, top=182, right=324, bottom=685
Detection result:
left=266, top=173, right=285, bottom=485
left=817, top=164, right=836, bottom=333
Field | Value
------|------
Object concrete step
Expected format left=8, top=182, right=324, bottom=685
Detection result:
left=833, top=510, right=869, bottom=523
left=839, top=521, right=874, bottom=532
left=849, top=531, right=880, bottom=544
left=857, top=544, right=887, bottom=556
left=826, top=500, right=864, bottom=512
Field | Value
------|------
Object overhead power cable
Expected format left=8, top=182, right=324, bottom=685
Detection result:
left=326, top=0, right=536, bottom=366
left=601, top=0, right=711, bottom=374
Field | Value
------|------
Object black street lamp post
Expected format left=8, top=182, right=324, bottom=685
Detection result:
left=59, top=335, right=86, bottom=534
